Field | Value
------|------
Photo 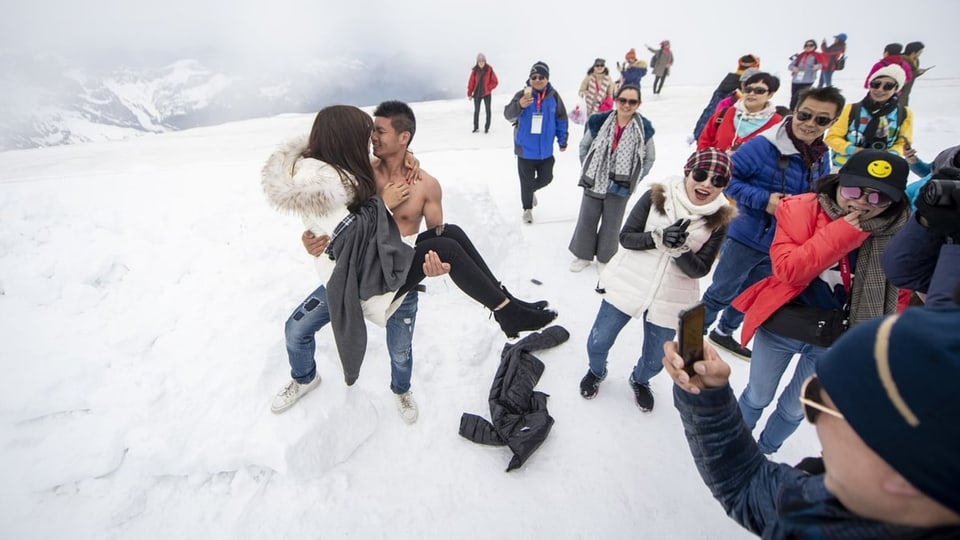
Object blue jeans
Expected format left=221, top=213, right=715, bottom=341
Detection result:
left=701, top=238, right=772, bottom=336
left=586, top=300, right=677, bottom=385
left=284, top=284, right=418, bottom=394
left=737, top=327, right=827, bottom=454
left=818, top=69, right=835, bottom=88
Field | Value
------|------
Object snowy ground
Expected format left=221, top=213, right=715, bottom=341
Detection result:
left=1, top=77, right=957, bottom=539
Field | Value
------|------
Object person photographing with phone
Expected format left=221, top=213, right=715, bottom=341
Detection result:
left=661, top=305, right=960, bottom=538
left=728, top=150, right=911, bottom=454
left=577, top=149, right=736, bottom=411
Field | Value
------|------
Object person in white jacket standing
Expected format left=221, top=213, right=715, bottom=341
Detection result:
left=578, top=148, right=737, bottom=411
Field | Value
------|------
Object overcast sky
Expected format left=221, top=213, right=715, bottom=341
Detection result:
left=3, top=0, right=957, bottom=94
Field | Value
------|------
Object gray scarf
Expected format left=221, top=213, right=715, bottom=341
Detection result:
left=817, top=193, right=909, bottom=326
left=580, top=113, right=645, bottom=196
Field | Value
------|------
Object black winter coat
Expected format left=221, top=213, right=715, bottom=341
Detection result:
left=459, top=325, right=570, bottom=471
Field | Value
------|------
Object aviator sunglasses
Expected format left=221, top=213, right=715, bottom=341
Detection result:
left=840, top=185, right=892, bottom=207
left=800, top=375, right=844, bottom=424
left=870, top=80, right=898, bottom=91
left=691, top=168, right=729, bottom=188
left=795, top=110, right=835, bottom=126
left=617, top=97, right=640, bottom=106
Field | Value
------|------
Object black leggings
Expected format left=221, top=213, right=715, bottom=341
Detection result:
left=394, top=223, right=506, bottom=309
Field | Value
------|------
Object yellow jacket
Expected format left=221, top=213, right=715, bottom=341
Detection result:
left=826, top=101, right=912, bottom=168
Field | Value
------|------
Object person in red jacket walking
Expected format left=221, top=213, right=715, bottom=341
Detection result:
left=467, top=53, right=499, bottom=133
left=731, top=150, right=911, bottom=454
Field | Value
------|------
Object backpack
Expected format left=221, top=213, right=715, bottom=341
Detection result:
left=835, top=55, right=847, bottom=71
left=715, top=106, right=732, bottom=126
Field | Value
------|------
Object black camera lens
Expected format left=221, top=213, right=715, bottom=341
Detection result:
left=920, top=179, right=959, bottom=207
left=871, top=141, right=887, bottom=150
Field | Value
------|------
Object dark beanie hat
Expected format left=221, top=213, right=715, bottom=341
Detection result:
left=530, top=61, right=549, bottom=78
left=817, top=307, right=960, bottom=514
left=837, top=149, right=908, bottom=202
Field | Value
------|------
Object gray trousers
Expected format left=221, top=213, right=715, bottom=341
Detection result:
left=568, top=191, right=629, bottom=263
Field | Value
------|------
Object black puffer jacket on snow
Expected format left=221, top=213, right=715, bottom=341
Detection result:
left=459, top=325, right=570, bottom=471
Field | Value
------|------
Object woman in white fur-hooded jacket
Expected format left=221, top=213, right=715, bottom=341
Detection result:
left=578, top=149, right=737, bottom=409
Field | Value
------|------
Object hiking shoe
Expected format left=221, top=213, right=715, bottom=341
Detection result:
left=708, top=329, right=752, bottom=360
left=522, top=209, right=533, bottom=224
left=630, top=379, right=654, bottom=412
left=569, top=258, right=591, bottom=272
left=271, top=375, right=321, bottom=414
left=579, top=370, right=605, bottom=399
left=396, top=390, right=419, bottom=424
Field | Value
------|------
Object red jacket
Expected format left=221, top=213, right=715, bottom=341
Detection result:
left=732, top=194, right=868, bottom=344
left=467, top=65, right=499, bottom=98
left=697, top=108, right=781, bottom=152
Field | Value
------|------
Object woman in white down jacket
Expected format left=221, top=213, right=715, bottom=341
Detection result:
left=578, top=148, right=737, bottom=411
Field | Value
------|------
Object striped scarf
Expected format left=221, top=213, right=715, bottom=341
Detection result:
left=817, top=193, right=909, bottom=326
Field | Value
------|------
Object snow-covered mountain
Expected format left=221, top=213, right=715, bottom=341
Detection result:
left=0, top=55, right=453, bottom=151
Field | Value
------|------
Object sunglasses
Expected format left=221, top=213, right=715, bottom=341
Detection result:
left=800, top=375, right=844, bottom=424
left=594, top=64, right=605, bottom=68
left=691, top=168, right=729, bottom=188
left=804, top=43, right=817, bottom=48
left=742, top=85, right=769, bottom=95
left=839, top=185, right=892, bottom=207
left=617, top=97, right=640, bottom=106
left=870, top=80, right=898, bottom=91
left=795, top=110, right=835, bottom=127
left=530, top=74, right=546, bottom=81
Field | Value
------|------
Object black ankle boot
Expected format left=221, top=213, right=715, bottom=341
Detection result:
left=500, top=285, right=549, bottom=310
left=493, top=301, right=558, bottom=339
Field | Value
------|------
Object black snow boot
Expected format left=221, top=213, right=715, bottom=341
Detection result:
left=493, top=301, right=558, bottom=339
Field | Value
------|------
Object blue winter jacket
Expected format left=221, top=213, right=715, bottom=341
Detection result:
left=882, top=215, right=960, bottom=308
left=725, top=120, right=832, bottom=253
left=503, top=84, right=569, bottom=160
left=674, top=384, right=959, bottom=538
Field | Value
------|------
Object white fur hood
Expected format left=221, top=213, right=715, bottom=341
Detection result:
left=261, top=135, right=352, bottom=217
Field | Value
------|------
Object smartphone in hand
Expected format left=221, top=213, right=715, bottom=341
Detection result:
left=678, top=303, right=706, bottom=377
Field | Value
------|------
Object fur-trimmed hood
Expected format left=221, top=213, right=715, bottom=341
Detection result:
left=649, top=183, right=737, bottom=231
left=261, top=135, right=353, bottom=218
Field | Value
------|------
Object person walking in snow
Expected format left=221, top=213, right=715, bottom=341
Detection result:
left=616, top=48, right=648, bottom=90
left=697, top=71, right=782, bottom=154
left=578, top=148, right=735, bottom=411
left=568, top=84, right=655, bottom=273
left=788, top=39, right=824, bottom=109
left=646, top=41, right=674, bottom=95
left=818, top=33, right=847, bottom=88
left=689, top=54, right=761, bottom=141
left=467, top=53, right=499, bottom=133
left=578, top=58, right=615, bottom=116
left=504, top=61, right=569, bottom=224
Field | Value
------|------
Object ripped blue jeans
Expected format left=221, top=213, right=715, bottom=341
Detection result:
left=284, top=284, right=418, bottom=394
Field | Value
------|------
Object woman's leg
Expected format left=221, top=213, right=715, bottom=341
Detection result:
left=630, top=315, right=677, bottom=385
left=568, top=193, right=603, bottom=260
left=596, top=194, right=630, bottom=263
left=482, top=94, right=492, bottom=131
left=472, top=97, right=481, bottom=131
left=586, top=300, right=632, bottom=378
left=284, top=284, right=332, bottom=383
left=397, top=235, right=506, bottom=309
left=756, top=344, right=828, bottom=454
left=737, top=327, right=802, bottom=430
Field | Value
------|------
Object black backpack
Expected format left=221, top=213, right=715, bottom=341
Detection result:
left=835, top=55, right=847, bottom=71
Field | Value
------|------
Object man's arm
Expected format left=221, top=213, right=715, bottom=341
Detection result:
left=418, top=172, right=444, bottom=230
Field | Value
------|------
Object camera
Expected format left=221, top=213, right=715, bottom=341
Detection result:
left=870, top=140, right=887, bottom=150
left=921, top=178, right=960, bottom=208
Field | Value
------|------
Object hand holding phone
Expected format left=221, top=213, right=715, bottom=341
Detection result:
left=677, top=303, right=706, bottom=377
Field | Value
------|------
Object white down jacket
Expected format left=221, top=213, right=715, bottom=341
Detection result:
left=600, top=177, right=733, bottom=329
left=261, top=136, right=403, bottom=326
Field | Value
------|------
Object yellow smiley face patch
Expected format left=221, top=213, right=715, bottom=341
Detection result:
left=867, top=159, right=892, bottom=178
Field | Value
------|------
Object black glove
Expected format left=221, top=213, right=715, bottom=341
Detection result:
left=662, top=219, right=690, bottom=249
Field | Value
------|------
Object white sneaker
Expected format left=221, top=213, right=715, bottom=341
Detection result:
left=271, top=375, right=321, bottom=414
left=396, top=391, right=419, bottom=424
left=569, top=258, right=591, bottom=272
left=522, top=209, right=533, bottom=224
left=685, top=134, right=697, bottom=145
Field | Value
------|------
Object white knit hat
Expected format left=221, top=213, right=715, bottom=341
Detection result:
left=869, top=64, right=906, bottom=89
